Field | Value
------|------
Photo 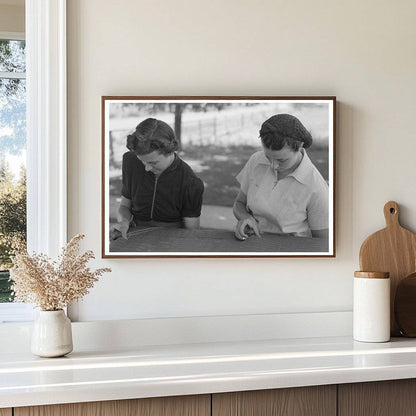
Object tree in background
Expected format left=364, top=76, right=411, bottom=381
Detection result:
left=0, top=39, right=26, bottom=155
left=0, top=161, right=26, bottom=269
left=0, top=39, right=27, bottom=302
left=0, top=161, right=26, bottom=302
left=110, top=102, right=236, bottom=151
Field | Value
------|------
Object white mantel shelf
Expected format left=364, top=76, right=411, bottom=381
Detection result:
left=2, top=336, right=416, bottom=409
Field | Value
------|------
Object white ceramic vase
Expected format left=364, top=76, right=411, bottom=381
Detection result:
left=31, top=310, right=73, bottom=357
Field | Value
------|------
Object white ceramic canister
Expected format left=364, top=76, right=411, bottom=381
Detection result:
left=353, top=271, right=390, bottom=342
left=31, top=310, right=73, bottom=357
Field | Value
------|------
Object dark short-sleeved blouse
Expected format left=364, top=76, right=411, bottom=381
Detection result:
left=121, top=151, right=204, bottom=223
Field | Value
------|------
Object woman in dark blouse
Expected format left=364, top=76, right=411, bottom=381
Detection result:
left=111, top=118, right=204, bottom=240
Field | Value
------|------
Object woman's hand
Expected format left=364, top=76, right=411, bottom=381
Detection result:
left=110, top=196, right=133, bottom=240
left=235, top=217, right=260, bottom=241
left=110, top=219, right=130, bottom=240
left=183, top=217, right=200, bottom=229
left=233, top=189, right=260, bottom=240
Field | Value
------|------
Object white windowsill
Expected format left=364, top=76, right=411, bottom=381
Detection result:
left=0, top=303, right=35, bottom=324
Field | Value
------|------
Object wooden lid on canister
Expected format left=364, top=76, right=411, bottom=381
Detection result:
left=354, top=271, right=390, bottom=279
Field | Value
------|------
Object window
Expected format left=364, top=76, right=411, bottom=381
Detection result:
left=0, top=1, right=67, bottom=323
left=0, top=36, right=26, bottom=308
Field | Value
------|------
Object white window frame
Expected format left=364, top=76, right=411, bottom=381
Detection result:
left=0, top=0, right=67, bottom=323
left=26, top=0, right=67, bottom=257
left=0, top=31, right=25, bottom=41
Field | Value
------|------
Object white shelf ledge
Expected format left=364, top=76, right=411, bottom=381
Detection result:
left=2, top=336, right=416, bottom=408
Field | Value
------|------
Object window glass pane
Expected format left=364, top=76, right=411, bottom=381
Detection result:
left=0, top=78, right=26, bottom=153
left=0, top=39, right=26, bottom=73
left=0, top=55, right=26, bottom=303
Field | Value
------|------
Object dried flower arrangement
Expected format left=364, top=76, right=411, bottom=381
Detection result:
left=10, top=234, right=111, bottom=311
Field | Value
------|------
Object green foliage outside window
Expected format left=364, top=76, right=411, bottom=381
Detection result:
left=0, top=38, right=26, bottom=302
left=0, top=162, right=26, bottom=302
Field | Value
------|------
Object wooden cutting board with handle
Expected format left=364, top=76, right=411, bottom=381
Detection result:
left=359, top=201, right=416, bottom=335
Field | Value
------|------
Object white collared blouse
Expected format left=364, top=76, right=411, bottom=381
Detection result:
left=236, top=149, right=329, bottom=237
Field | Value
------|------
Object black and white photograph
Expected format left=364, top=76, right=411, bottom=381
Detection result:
left=102, top=97, right=335, bottom=257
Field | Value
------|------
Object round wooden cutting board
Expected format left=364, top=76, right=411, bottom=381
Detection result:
left=359, top=201, right=416, bottom=335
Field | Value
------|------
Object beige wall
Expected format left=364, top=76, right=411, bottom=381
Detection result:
left=67, top=0, right=416, bottom=321
left=0, top=4, right=24, bottom=33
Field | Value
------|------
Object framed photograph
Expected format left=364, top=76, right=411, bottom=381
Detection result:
left=102, top=96, right=336, bottom=258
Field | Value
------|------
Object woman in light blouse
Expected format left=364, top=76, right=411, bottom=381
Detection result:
left=233, top=114, right=329, bottom=241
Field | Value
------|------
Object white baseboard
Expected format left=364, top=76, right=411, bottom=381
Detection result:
left=0, top=311, right=352, bottom=354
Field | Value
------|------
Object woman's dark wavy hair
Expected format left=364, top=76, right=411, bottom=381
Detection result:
left=259, top=114, right=313, bottom=152
left=126, top=118, right=178, bottom=155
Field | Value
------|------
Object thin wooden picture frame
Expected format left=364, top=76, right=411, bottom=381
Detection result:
left=102, top=96, right=336, bottom=258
